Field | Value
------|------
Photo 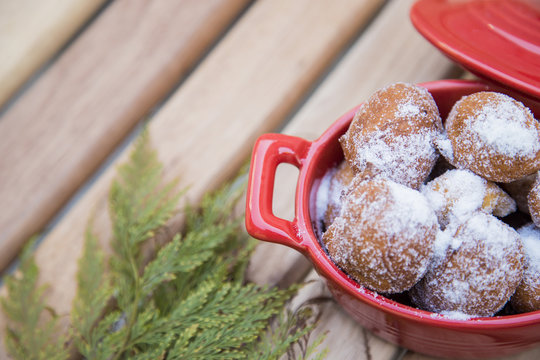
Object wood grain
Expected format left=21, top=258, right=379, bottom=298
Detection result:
left=0, top=0, right=251, bottom=272
left=0, top=0, right=384, bottom=357
left=290, top=271, right=402, bottom=359
left=246, top=0, right=460, bottom=357
left=0, top=0, right=107, bottom=108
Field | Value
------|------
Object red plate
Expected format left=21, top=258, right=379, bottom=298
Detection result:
left=410, top=0, right=540, bottom=100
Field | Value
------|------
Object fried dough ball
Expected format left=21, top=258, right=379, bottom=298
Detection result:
left=502, top=173, right=536, bottom=214
left=528, top=174, right=540, bottom=227
left=322, top=177, right=438, bottom=294
left=438, top=92, right=540, bottom=183
left=410, top=212, right=524, bottom=317
left=484, top=182, right=517, bottom=217
left=421, top=169, right=516, bottom=228
left=320, top=161, right=355, bottom=228
left=511, top=224, right=540, bottom=313
left=339, top=83, right=442, bottom=189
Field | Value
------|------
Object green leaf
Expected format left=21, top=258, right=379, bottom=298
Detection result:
left=2, top=131, right=328, bottom=360
left=72, top=227, right=113, bottom=359
left=1, top=239, right=69, bottom=360
left=247, top=303, right=328, bottom=360
left=109, top=128, right=183, bottom=261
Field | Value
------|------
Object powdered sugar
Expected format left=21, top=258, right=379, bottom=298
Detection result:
left=322, top=178, right=437, bottom=294
left=513, top=223, right=540, bottom=312
left=430, top=311, right=476, bottom=321
left=469, top=95, right=539, bottom=157
left=316, top=167, right=336, bottom=225
left=343, top=180, right=436, bottom=242
left=443, top=92, right=540, bottom=182
left=396, top=102, right=421, bottom=118
left=387, top=180, right=435, bottom=226
left=517, top=223, right=540, bottom=273
left=430, top=225, right=464, bottom=267
left=421, top=169, right=487, bottom=227
left=432, top=228, right=452, bottom=260
left=350, top=129, right=438, bottom=189
left=340, top=82, right=442, bottom=189
left=411, top=212, right=524, bottom=317
left=434, top=133, right=454, bottom=162
left=421, top=169, right=515, bottom=228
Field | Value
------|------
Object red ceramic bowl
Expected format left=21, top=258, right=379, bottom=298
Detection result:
left=246, top=79, right=540, bottom=359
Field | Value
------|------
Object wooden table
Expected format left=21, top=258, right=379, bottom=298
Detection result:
left=1, top=0, right=539, bottom=358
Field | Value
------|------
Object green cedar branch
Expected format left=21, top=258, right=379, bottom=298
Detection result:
left=1, top=240, right=69, bottom=360
left=2, top=129, right=327, bottom=359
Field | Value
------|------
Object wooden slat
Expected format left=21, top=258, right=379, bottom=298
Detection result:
left=0, top=0, right=385, bottom=357
left=290, top=271, right=401, bottom=359
left=0, top=0, right=108, bottom=108
left=0, top=0, right=252, bottom=272
left=246, top=0, right=461, bottom=357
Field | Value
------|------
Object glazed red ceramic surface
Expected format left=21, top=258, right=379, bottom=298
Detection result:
left=410, top=0, right=540, bottom=100
left=246, top=80, right=540, bottom=359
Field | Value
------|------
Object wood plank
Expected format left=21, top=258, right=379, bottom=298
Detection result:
left=0, top=0, right=385, bottom=357
left=290, top=271, right=401, bottom=359
left=0, top=0, right=251, bottom=272
left=246, top=0, right=459, bottom=357
left=0, top=0, right=108, bottom=108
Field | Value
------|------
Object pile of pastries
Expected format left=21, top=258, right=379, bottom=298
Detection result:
left=318, top=83, right=540, bottom=318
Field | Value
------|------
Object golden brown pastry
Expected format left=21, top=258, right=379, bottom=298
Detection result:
left=528, top=173, right=540, bottom=227
left=410, top=212, right=524, bottom=317
left=339, top=83, right=442, bottom=189
left=322, top=177, right=438, bottom=294
left=315, top=85, right=540, bottom=317
left=437, top=92, right=540, bottom=183
left=502, top=173, right=536, bottom=214
left=320, top=161, right=355, bottom=228
left=484, top=182, right=517, bottom=217
left=421, top=169, right=515, bottom=228
left=511, top=223, right=540, bottom=313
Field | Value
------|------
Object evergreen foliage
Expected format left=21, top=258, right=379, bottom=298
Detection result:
left=1, top=130, right=326, bottom=359
left=1, top=239, right=69, bottom=360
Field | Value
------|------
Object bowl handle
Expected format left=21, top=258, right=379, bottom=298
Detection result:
left=245, top=133, right=311, bottom=252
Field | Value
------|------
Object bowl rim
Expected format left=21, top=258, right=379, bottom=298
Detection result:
left=295, top=78, right=540, bottom=330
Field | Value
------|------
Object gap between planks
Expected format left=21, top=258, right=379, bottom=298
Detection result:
left=0, top=0, right=385, bottom=357
left=0, top=0, right=109, bottom=110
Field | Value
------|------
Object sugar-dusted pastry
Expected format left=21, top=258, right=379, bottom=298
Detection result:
left=502, top=173, right=536, bottom=214
left=322, top=177, right=438, bottom=294
left=421, top=169, right=516, bottom=228
left=437, top=92, right=540, bottom=183
left=339, top=83, right=442, bottom=189
left=410, top=212, right=524, bottom=317
left=511, top=223, right=540, bottom=313
left=528, top=174, right=540, bottom=227
left=318, top=161, right=356, bottom=228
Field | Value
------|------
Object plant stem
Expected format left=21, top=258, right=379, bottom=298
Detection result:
left=112, top=236, right=142, bottom=360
